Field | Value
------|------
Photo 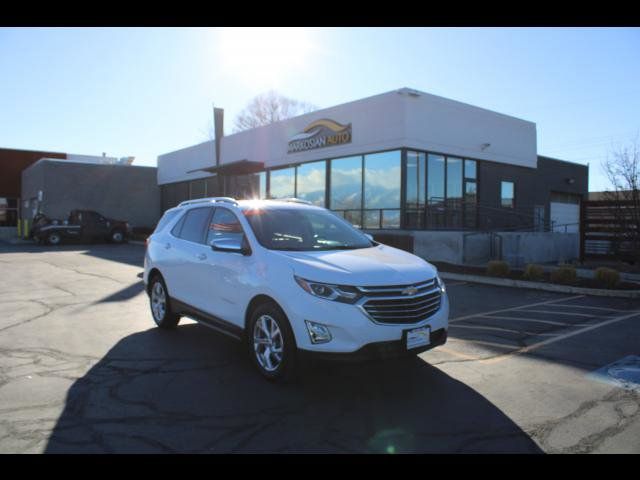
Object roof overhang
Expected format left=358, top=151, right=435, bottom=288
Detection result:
left=187, top=159, right=264, bottom=176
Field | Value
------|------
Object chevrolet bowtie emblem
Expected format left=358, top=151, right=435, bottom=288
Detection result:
left=402, top=286, right=418, bottom=296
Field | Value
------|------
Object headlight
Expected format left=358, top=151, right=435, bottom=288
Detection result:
left=294, top=276, right=362, bottom=304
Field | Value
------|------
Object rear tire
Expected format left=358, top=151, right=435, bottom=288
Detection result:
left=46, top=232, right=62, bottom=246
left=149, top=275, right=180, bottom=329
left=247, top=302, right=299, bottom=383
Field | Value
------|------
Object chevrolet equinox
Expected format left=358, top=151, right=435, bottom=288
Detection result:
left=144, top=197, right=449, bottom=381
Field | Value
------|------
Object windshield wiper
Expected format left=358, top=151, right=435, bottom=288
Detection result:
left=314, top=245, right=367, bottom=250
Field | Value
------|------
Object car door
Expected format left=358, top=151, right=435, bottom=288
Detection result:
left=82, top=211, right=105, bottom=241
left=164, top=206, right=214, bottom=307
left=197, top=207, right=255, bottom=327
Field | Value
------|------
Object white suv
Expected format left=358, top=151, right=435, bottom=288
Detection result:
left=144, top=197, right=449, bottom=381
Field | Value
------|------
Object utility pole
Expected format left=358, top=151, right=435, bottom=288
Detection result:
left=213, top=105, right=224, bottom=196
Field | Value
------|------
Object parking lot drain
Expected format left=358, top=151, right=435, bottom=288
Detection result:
left=587, top=355, right=640, bottom=392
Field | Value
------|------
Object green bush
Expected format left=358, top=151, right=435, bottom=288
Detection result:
left=486, top=260, right=510, bottom=277
left=594, top=267, right=620, bottom=289
left=523, top=264, right=544, bottom=281
left=550, top=266, right=577, bottom=285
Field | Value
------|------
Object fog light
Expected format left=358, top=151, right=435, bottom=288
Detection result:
left=305, top=320, right=332, bottom=344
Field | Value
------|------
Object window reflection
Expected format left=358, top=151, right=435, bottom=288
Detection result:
left=405, top=151, right=425, bottom=209
left=464, top=181, right=478, bottom=228
left=364, top=151, right=401, bottom=210
left=446, top=157, right=463, bottom=228
left=427, top=154, right=446, bottom=228
left=258, top=172, right=267, bottom=199
left=465, top=159, right=476, bottom=179
left=269, top=167, right=295, bottom=199
left=501, top=181, right=515, bottom=208
left=330, top=155, right=362, bottom=212
left=427, top=154, right=445, bottom=204
left=296, top=161, right=326, bottom=206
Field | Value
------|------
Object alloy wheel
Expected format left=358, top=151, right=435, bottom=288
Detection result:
left=151, top=281, right=166, bottom=322
left=253, top=314, right=284, bottom=372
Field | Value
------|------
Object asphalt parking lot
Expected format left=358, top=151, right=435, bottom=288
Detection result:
left=0, top=242, right=638, bottom=453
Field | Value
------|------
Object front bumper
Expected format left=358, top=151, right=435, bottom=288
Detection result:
left=298, top=328, right=447, bottom=363
left=281, top=288, right=450, bottom=354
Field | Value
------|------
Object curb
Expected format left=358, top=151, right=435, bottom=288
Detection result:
left=440, top=272, right=640, bottom=299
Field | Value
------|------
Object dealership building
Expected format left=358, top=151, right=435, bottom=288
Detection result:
left=158, top=88, right=588, bottom=265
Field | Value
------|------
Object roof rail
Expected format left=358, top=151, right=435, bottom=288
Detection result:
left=178, top=197, right=238, bottom=207
left=280, top=197, right=312, bottom=205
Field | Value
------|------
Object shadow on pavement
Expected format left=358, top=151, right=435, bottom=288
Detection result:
left=0, top=242, right=144, bottom=268
left=93, top=282, right=146, bottom=304
left=44, top=323, right=542, bottom=453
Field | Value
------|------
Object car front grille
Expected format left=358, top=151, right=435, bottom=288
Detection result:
left=358, top=278, right=442, bottom=324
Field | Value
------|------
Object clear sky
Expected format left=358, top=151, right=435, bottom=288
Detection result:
left=1, top=27, right=638, bottom=191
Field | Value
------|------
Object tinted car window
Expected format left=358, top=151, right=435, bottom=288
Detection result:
left=176, top=207, right=212, bottom=243
left=206, top=208, right=244, bottom=245
left=155, top=210, right=180, bottom=233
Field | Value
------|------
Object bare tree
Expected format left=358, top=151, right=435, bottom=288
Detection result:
left=232, top=91, right=317, bottom=133
left=601, top=136, right=640, bottom=262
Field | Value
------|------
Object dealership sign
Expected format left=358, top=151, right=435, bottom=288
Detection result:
left=288, top=119, right=352, bottom=154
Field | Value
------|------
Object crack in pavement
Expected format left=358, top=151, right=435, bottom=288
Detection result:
left=526, top=388, right=640, bottom=453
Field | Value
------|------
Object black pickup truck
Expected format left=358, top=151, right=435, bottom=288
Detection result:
left=32, top=210, right=132, bottom=245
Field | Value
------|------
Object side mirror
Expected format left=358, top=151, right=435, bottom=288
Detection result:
left=210, top=236, right=251, bottom=255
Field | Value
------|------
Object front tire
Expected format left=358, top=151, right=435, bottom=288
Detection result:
left=149, top=275, right=180, bottom=329
left=110, top=229, right=125, bottom=244
left=247, top=302, right=298, bottom=382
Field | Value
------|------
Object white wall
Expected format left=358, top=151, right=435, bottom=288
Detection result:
left=66, top=154, right=119, bottom=165
left=403, top=91, right=537, bottom=168
left=157, top=141, right=215, bottom=185
left=157, top=87, right=538, bottom=185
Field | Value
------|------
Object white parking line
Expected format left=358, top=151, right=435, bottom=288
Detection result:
left=480, top=315, right=591, bottom=327
left=449, top=323, right=557, bottom=337
left=480, top=310, right=640, bottom=365
left=516, top=309, right=598, bottom=318
left=449, top=294, right=585, bottom=323
left=545, top=304, right=632, bottom=313
left=448, top=338, right=518, bottom=350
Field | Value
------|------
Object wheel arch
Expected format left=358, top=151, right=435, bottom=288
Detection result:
left=147, top=268, right=163, bottom=295
left=244, top=294, right=286, bottom=330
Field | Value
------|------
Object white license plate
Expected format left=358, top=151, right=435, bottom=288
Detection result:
left=406, top=326, right=430, bottom=350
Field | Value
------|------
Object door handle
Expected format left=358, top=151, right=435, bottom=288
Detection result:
left=196, top=253, right=207, bottom=260
left=165, top=243, right=171, bottom=249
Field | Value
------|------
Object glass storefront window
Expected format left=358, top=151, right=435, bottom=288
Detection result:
left=269, top=167, right=295, bottom=199
left=330, top=155, right=362, bottom=214
left=255, top=172, right=267, bottom=199
left=296, top=161, right=326, bottom=206
left=464, top=159, right=477, bottom=179
left=364, top=151, right=401, bottom=210
left=405, top=151, right=426, bottom=228
left=464, top=181, right=478, bottom=228
left=446, top=157, right=463, bottom=227
left=405, top=151, right=426, bottom=209
left=446, top=157, right=463, bottom=201
left=427, top=154, right=445, bottom=205
left=501, top=181, right=515, bottom=208
left=427, top=154, right=446, bottom=228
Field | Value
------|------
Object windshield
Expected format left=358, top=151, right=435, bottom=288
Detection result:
left=243, top=208, right=374, bottom=251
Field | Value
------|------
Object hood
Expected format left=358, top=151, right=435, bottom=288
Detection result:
left=270, top=244, right=437, bottom=286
